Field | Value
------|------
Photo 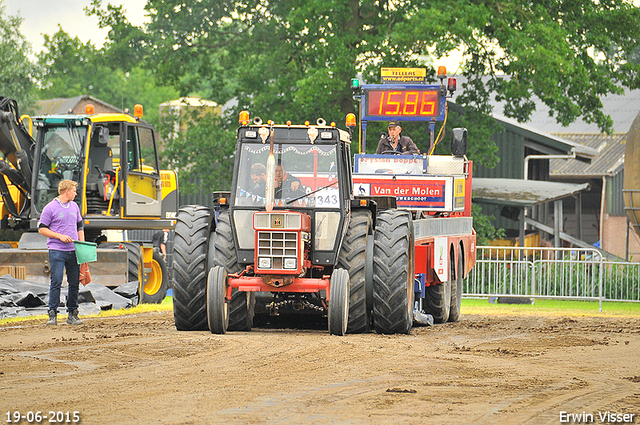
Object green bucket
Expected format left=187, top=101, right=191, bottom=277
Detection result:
left=74, top=241, right=97, bottom=264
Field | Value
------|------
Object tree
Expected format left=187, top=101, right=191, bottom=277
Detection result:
left=0, top=1, right=40, bottom=113
left=157, top=109, right=235, bottom=193
left=136, top=0, right=640, bottom=163
left=37, top=26, right=178, bottom=127
left=85, top=0, right=150, bottom=72
left=84, top=0, right=640, bottom=197
left=37, top=28, right=115, bottom=99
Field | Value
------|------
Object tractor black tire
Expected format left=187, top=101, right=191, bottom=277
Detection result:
left=139, top=250, right=168, bottom=304
left=337, top=210, right=372, bottom=333
left=207, top=266, right=229, bottom=334
left=328, top=268, right=350, bottom=336
left=424, top=250, right=452, bottom=324
left=372, top=210, right=415, bottom=334
left=212, top=211, right=255, bottom=331
left=448, top=250, right=464, bottom=322
left=172, top=205, right=213, bottom=331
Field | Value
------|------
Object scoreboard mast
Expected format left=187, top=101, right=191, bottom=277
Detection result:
left=353, top=67, right=456, bottom=153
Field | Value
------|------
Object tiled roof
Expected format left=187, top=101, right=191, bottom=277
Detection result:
left=36, top=95, right=123, bottom=115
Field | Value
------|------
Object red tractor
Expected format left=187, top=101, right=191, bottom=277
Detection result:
left=172, top=67, right=475, bottom=334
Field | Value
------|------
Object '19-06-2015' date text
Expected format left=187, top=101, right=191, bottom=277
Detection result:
left=6, top=411, right=80, bottom=423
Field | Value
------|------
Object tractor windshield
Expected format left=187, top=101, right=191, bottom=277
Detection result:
left=235, top=143, right=340, bottom=209
left=34, top=123, right=87, bottom=212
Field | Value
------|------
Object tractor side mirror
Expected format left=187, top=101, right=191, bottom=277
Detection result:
left=451, top=128, right=467, bottom=157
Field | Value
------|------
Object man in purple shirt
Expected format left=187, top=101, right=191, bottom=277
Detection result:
left=38, top=179, right=85, bottom=326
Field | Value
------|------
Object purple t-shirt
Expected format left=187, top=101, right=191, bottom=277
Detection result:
left=38, top=198, right=82, bottom=251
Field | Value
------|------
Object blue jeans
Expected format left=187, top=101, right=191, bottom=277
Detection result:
left=48, top=250, right=80, bottom=313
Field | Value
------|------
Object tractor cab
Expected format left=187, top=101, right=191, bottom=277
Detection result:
left=229, top=115, right=354, bottom=269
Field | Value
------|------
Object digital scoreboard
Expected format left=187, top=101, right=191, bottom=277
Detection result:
left=361, top=85, right=445, bottom=122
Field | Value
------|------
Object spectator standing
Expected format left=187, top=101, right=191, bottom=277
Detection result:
left=38, top=179, right=85, bottom=326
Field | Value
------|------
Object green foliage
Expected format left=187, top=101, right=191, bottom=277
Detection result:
left=37, top=28, right=112, bottom=98
left=136, top=0, right=640, bottom=171
left=37, top=26, right=178, bottom=127
left=157, top=109, right=236, bottom=194
left=14, top=0, right=640, bottom=196
left=85, top=0, right=149, bottom=72
left=0, top=1, right=40, bottom=113
left=404, top=0, right=640, bottom=134
left=472, top=203, right=506, bottom=246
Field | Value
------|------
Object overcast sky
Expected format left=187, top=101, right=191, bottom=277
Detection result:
left=4, top=0, right=147, bottom=53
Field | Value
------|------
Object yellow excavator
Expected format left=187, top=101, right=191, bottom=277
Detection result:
left=0, top=96, right=178, bottom=303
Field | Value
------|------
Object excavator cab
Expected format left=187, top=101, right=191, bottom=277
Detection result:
left=33, top=118, right=86, bottom=213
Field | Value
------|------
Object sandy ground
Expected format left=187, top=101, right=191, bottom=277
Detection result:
left=1, top=310, right=640, bottom=425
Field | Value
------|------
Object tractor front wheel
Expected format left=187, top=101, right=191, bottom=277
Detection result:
left=328, top=268, right=350, bottom=336
left=448, top=251, right=464, bottom=322
left=337, top=210, right=372, bottom=333
left=207, top=266, right=229, bottom=334
left=213, top=211, right=255, bottom=331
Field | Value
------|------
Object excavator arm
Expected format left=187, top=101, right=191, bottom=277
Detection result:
left=0, top=96, right=35, bottom=220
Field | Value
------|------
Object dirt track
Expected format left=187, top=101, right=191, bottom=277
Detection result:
left=1, top=310, right=640, bottom=425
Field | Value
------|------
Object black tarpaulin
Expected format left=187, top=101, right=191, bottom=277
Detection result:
left=0, top=274, right=138, bottom=319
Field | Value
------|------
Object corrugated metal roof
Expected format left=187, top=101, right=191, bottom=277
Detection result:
left=448, top=101, right=598, bottom=160
left=525, top=91, right=640, bottom=134
left=473, top=178, right=590, bottom=208
left=451, top=76, right=640, bottom=134
left=548, top=133, right=625, bottom=177
left=490, top=112, right=598, bottom=159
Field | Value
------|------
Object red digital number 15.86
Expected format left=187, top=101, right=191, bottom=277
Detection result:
left=370, top=90, right=438, bottom=117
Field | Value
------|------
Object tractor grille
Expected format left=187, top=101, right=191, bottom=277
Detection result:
left=257, top=231, right=298, bottom=270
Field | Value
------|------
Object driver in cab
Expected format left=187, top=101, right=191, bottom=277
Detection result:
left=376, top=121, right=420, bottom=155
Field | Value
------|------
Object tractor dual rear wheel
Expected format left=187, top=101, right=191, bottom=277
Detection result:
left=172, top=205, right=213, bottom=331
left=372, top=210, right=415, bottom=335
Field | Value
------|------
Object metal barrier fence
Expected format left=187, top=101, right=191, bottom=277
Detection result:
left=464, top=246, right=640, bottom=310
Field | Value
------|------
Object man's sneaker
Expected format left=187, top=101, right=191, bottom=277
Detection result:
left=46, top=310, right=57, bottom=326
left=66, top=310, right=83, bottom=325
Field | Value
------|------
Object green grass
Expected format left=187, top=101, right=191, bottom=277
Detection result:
left=462, top=298, right=640, bottom=317
left=3, top=296, right=639, bottom=326
left=0, top=297, right=174, bottom=326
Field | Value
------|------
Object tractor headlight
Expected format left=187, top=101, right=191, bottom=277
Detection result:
left=258, top=257, right=271, bottom=269
left=283, top=258, right=297, bottom=269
